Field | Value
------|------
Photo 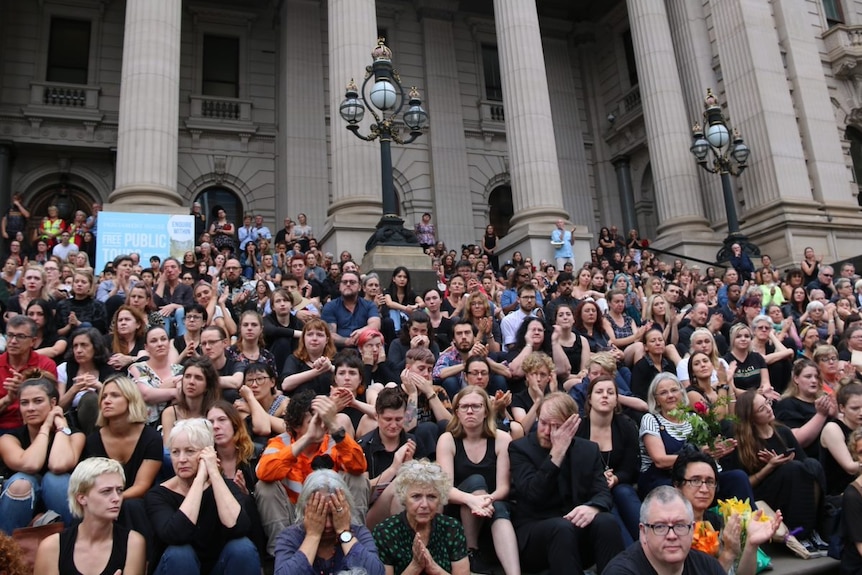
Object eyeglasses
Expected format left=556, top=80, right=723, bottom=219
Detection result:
left=642, top=523, right=694, bottom=537
left=466, top=370, right=489, bottom=377
left=755, top=325, right=771, bottom=331
left=200, top=339, right=224, bottom=347
left=822, top=273, right=834, bottom=277
left=819, top=356, right=839, bottom=363
left=245, top=377, right=271, bottom=386
left=185, top=315, right=203, bottom=321
left=682, top=477, right=717, bottom=489
left=6, top=333, right=32, bottom=341
left=457, top=403, right=484, bottom=412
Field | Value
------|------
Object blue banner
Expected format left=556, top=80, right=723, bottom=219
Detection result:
left=95, top=212, right=195, bottom=272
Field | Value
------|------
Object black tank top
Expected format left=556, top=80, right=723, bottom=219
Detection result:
left=58, top=523, right=129, bottom=575
left=453, top=436, right=497, bottom=492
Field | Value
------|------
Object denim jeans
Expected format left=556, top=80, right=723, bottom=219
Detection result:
left=154, top=538, right=260, bottom=575
left=610, top=483, right=641, bottom=547
left=0, top=471, right=72, bottom=534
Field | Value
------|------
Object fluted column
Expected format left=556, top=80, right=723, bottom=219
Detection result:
left=416, top=2, right=474, bottom=249
left=492, top=0, right=570, bottom=262
left=322, top=0, right=382, bottom=256
left=626, top=0, right=711, bottom=236
left=613, top=157, right=637, bottom=234
left=110, top=0, right=183, bottom=207
left=279, top=0, right=329, bottom=230
left=710, top=0, right=812, bottom=207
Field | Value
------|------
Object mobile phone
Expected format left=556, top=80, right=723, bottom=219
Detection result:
left=784, top=448, right=795, bottom=456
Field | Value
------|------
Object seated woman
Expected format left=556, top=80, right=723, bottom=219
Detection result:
left=820, top=383, right=862, bottom=497
left=107, top=305, right=148, bottom=372
left=274, top=469, right=384, bottom=575
left=56, top=269, right=108, bottom=335
left=124, top=282, right=165, bottom=332
left=840, top=428, right=862, bottom=573
left=145, top=418, right=260, bottom=575
left=27, top=299, right=67, bottom=360
left=193, top=280, right=236, bottom=337
left=357, top=328, right=400, bottom=386
left=57, top=327, right=117, bottom=435
left=774, top=358, right=837, bottom=459
left=685, top=351, right=734, bottom=421
left=329, top=350, right=375, bottom=436
left=814, top=343, right=846, bottom=392
left=263, top=288, right=304, bottom=377
left=34, top=457, right=147, bottom=575
left=0, top=373, right=85, bottom=533
left=604, top=288, right=648, bottom=365
left=568, top=351, right=648, bottom=421
left=630, top=328, right=677, bottom=401
left=373, top=459, right=470, bottom=575
left=574, top=375, right=641, bottom=546
left=128, top=326, right=182, bottom=426
left=282, top=318, right=336, bottom=397
left=228, top=310, right=277, bottom=375
left=671, top=450, right=780, bottom=575
left=388, top=311, right=442, bottom=373
left=161, top=356, right=222, bottom=446
left=723, top=323, right=778, bottom=399
left=726, top=389, right=829, bottom=553
left=676, top=327, right=730, bottom=389
left=459, top=292, right=502, bottom=355
left=637, top=373, right=751, bottom=503
left=237, top=362, right=289, bottom=443
left=208, top=400, right=258, bottom=497
left=511, top=351, right=557, bottom=435
left=507, top=317, right=570, bottom=394
left=459, top=356, right=520, bottom=439
left=552, top=303, right=591, bottom=388
left=170, top=303, right=206, bottom=363
left=750, top=314, right=795, bottom=395
left=437, top=386, right=518, bottom=575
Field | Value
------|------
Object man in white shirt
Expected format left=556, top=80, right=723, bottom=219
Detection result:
left=501, top=285, right=540, bottom=352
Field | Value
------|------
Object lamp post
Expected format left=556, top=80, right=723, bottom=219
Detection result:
left=689, top=88, right=759, bottom=262
left=339, top=38, right=428, bottom=252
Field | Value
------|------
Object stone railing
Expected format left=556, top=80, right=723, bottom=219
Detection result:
left=30, top=82, right=100, bottom=109
left=822, top=24, right=862, bottom=78
left=189, top=95, right=252, bottom=122
left=479, top=99, right=505, bottom=123
left=620, top=85, right=642, bottom=116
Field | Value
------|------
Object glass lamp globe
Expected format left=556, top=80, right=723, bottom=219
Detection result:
left=706, top=123, right=730, bottom=149
left=369, top=80, right=398, bottom=111
left=339, top=97, right=365, bottom=124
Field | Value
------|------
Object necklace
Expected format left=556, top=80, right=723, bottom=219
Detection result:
left=599, top=450, right=611, bottom=471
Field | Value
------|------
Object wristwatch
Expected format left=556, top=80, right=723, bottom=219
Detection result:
left=57, top=426, right=72, bottom=436
left=339, top=530, right=355, bottom=544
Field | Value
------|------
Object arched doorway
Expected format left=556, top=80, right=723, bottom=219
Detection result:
left=27, top=182, right=96, bottom=242
left=193, top=186, right=244, bottom=233
left=488, top=185, right=513, bottom=237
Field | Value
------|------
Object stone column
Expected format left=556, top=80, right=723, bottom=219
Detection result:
left=278, top=0, right=329, bottom=230
left=110, top=0, right=183, bottom=208
left=415, top=2, right=474, bottom=249
left=493, top=0, right=570, bottom=263
left=321, top=0, right=383, bottom=257
left=626, top=0, right=714, bottom=253
left=613, top=157, right=637, bottom=234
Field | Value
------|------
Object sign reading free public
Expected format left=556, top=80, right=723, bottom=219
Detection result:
left=95, top=212, right=196, bottom=273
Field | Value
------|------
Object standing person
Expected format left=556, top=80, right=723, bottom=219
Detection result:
left=1, top=192, right=30, bottom=256
left=210, top=206, right=236, bottom=254
left=33, top=457, right=147, bottom=575
left=0, top=316, right=58, bottom=431
left=482, top=225, right=499, bottom=271
left=437, top=386, right=520, bottom=575
left=39, top=205, right=67, bottom=249
left=293, top=212, right=314, bottom=252
left=551, top=219, right=575, bottom=271
left=191, top=200, right=206, bottom=240
left=414, top=212, right=436, bottom=251
left=146, top=419, right=261, bottom=575
left=508, top=392, right=624, bottom=574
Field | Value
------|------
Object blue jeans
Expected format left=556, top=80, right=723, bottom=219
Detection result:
left=610, top=483, right=641, bottom=547
left=0, top=471, right=72, bottom=534
left=154, top=538, right=260, bottom=575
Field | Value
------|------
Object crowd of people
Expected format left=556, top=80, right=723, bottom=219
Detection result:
left=0, top=200, right=861, bottom=575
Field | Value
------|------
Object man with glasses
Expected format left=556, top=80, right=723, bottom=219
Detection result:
left=501, top=285, right=541, bottom=352
left=604, top=485, right=725, bottom=574
left=501, top=265, right=541, bottom=314
left=217, top=257, right=254, bottom=324
left=0, top=316, right=58, bottom=430
left=807, top=265, right=836, bottom=300
left=509, top=392, right=623, bottom=574
left=321, top=270, right=380, bottom=348
left=199, top=325, right=244, bottom=395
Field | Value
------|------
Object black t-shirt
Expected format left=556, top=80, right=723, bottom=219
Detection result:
left=773, top=396, right=820, bottom=458
left=723, top=351, right=767, bottom=391
left=842, top=482, right=862, bottom=574
left=282, top=354, right=332, bottom=397
left=7, top=425, right=83, bottom=475
left=604, top=541, right=725, bottom=575
left=83, top=426, right=163, bottom=490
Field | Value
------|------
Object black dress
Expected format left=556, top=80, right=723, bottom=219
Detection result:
left=821, top=419, right=856, bottom=496
left=58, top=523, right=130, bottom=575
left=773, top=396, right=821, bottom=459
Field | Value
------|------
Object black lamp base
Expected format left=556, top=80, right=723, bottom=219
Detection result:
left=366, top=215, right=420, bottom=251
left=716, top=233, right=760, bottom=263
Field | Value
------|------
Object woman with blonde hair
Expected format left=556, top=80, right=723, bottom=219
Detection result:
left=437, top=386, right=519, bottom=575
left=460, top=291, right=502, bottom=354
left=7, top=263, right=51, bottom=316
left=773, top=358, right=836, bottom=459
left=641, top=293, right=677, bottom=345
left=34, top=457, right=147, bottom=575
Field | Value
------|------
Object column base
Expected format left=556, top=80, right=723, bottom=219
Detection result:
left=495, top=220, right=593, bottom=269
left=109, top=184, right=184, bottom=208
left=319, top=209, right=380, bottom=262
left=365, top=215, right=420, bottom=252
left=360, top=245, right=436, bottom=293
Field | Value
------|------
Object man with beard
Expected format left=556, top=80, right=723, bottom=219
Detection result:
left=544, top=271, right=577, bottom=325
left=321, top=270, right=380, bottom=348
left=509, top=392, right=624, bottom=575
left=216, top=257, right=255, bottom=324
left=432, top=318, right=509, bottom=398
left=500, top=285, right=540, bottom=352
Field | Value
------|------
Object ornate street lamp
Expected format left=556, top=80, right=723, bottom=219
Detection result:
left=339, top=38, right=428, bottom=251
left=690, top=88, right=758, bottom=262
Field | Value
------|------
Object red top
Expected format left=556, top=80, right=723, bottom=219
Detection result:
left=0, top=351, right=58, bottom=429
